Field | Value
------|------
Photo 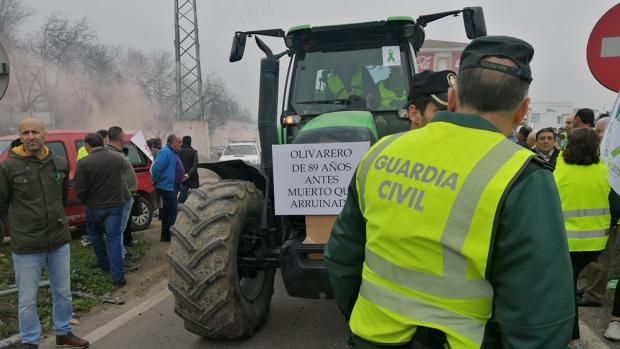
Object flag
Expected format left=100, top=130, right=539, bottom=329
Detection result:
left=131, top=131, right=154, bottom=162
left=601, top=91, right=620, bottom=193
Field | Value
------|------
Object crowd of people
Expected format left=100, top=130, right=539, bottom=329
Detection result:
left=2, top=35, right=619, bottom=349
left=0, top=122, right=200, bottom=348
left=512, top=109, right=620, bottom=346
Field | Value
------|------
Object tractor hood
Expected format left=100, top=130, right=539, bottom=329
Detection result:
left=292, top=111, right=379, bottom=145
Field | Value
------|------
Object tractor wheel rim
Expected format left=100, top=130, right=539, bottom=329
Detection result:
left=239, top=271, right=265, bottom=302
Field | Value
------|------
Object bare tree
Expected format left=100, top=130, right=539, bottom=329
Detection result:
left=29, top=15, right=94, bottom=65
left=203, top=72, right=253, bottom=129
left=19, top=15, right=96, bottom=125
left=1, top=9, right=250, bottom=133
left=7, top=48, right=45, bottom=112
left=0, top=0, right=32, bottom=42
left=124, top=49, right=176, bottom=121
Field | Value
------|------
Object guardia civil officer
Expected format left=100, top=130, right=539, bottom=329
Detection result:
left=325, top=36, right=574, bottom=348
left=406, top=70, right=456, bottom=129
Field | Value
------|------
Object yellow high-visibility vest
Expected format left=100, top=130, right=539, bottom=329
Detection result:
left=77, top=146, right=88, bottom=161
left=349, top=120, right=534, bottom=348
left=554, top=160, right=610, bottom=251
left=327, top=69, right=364, bottom=99
left=377, top=81, right=406, bottom=109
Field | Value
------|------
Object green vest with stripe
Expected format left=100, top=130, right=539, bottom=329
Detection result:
left=377, top=81, right=406, bottom=109
left=327, top=69, right=364, bottom=99
left=553, top=160, right=610, bottom=252
left=349, top=120, right=534, bottom=348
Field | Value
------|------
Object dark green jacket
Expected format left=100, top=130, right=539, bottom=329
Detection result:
left=325, top=112, right=575, bottom=349
left=0, top=146, right=70, bottom=253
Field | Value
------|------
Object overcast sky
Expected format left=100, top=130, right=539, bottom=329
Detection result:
left=22, top=0, right=620, bottom=115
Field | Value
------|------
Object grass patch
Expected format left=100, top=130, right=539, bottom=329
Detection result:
left=0, top=237, right=148, bottom=339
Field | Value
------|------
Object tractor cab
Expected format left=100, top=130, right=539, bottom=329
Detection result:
left=283, top=18, right=418, bottom=143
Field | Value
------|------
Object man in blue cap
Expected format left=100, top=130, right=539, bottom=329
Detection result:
left=325, top=36, right=573, bottom=348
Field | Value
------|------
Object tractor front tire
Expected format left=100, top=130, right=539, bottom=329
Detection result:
left=167, top=179, right=275, bottom=339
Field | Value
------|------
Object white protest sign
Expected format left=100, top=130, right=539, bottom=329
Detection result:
left=130, top=131, right=154, bottom=162
left=382, top=46, right=401, bottom=67
left=601, top=91, right=620, bottom=194
left=272, top=142, right=370, bottom=215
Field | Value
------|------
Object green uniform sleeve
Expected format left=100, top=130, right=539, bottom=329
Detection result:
left=325, top=174, right=366, bottom=319
left=486, top=165, right=574, bottom=349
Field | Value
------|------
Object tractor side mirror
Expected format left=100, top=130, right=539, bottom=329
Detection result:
left=0, top=43, right=10, bottom=101
left=229, top=32, right=247, bottom=62
left=462, top=7, right=487, bottom=39
left=411, top=25, right=426, bottom=53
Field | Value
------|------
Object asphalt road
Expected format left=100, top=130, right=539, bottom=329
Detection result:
left=36, top=276, right=618, bottom=349
left=85, top=274, right=349, bottom=349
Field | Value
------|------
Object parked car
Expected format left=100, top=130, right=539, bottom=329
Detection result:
left=218, top=141, right=261, bottom=165
left=0, top=130, right=157, bottom=235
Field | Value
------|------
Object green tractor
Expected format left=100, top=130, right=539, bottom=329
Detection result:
left=167, top=8, right=487, bottom=339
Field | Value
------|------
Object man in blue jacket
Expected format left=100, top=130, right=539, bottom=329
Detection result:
left=151, top=134, right=185, bottom=242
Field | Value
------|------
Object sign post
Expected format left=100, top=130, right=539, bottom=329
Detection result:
left=587, top=3, right=620, bottom=92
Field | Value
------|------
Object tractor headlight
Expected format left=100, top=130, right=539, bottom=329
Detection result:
left=284, top=114, right=301, bottom=125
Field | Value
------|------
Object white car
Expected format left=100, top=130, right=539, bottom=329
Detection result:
left=219, top=142, right=261, bottom=165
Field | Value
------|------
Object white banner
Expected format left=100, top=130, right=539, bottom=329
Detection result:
left=272, top=142, right=370, bottom=215
left=130, top=131, right=154, bottom=162
left=601, top=91, right=620, bottom=194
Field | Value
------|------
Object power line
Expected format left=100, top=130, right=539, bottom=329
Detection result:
left=212, top=1, right=234, bottom=29
left=243, top=0, right=261, bottom=28
left=261, top=0, right=277, bottom=25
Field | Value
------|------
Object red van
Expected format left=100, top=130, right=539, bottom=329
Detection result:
left=0, top=130, right=157, bottom=237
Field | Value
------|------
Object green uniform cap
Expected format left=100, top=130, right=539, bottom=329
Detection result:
left=459, top=36, right=534, bottom=82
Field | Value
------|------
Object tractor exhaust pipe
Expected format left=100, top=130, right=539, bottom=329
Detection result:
left=257, top=54, right=279, bottom=222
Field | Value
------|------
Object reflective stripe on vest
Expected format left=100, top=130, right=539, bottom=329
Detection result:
left=565, top=228, right=608, bottom=239
left=563, top=208, right=610, bottom=218
left=358, top=281, right=486, bottom=345
left=378, top=81, right=406, bottom=108
left=350, top=123, right=534, bottom=347
left=554, top=161, right=610, bottom=252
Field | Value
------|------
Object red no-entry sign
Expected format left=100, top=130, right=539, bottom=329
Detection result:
left=587, top=3, right=620, bottom=92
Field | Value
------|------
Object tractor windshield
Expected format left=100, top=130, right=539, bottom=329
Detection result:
left=289, top=45, right=411, bottom=116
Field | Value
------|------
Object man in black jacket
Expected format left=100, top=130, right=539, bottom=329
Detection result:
left=177, top=135, right=199, bottom=203
left=74, top=133, right=135, bottom=286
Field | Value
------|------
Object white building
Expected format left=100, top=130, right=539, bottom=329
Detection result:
left=526, top=102, right=575, bottom=130
left=417, top=40, right=468, bottom=72
left=525, top=102, right=605, bottom=130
